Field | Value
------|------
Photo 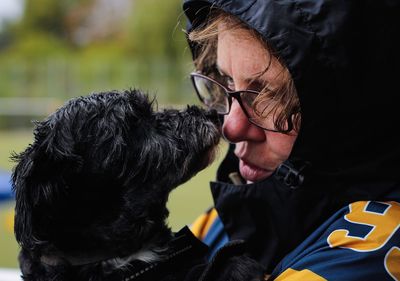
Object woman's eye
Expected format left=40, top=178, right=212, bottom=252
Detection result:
left=225, top=76, right=235, bottom=90
left=218, top=74, right=234, bottom=90
left=216, top=68, right=235, bottom=90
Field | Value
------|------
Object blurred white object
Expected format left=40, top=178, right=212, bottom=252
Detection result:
left=0, top=268, right=21, bottom=281
left=0, top=0, right=23, bottom=30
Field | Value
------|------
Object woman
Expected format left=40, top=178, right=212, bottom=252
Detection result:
left=183, top=0, right=400, bottom=279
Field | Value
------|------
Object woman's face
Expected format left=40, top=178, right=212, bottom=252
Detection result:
left=217, top=23, right=298, bottom=183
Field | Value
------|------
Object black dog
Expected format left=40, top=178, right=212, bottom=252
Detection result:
left=12, top=90, right=265, bottom=280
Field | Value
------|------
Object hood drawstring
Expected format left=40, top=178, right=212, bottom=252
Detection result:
left=275, top=159, right=310, bottom=189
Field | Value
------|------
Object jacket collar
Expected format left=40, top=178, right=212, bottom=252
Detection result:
left=210, top=156, right=400, bottom=272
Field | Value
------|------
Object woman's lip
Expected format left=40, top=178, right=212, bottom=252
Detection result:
left=239, top=159, right=272, bottom=182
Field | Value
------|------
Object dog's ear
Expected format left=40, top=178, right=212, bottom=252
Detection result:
left=11, top=117, right=82, bottom=249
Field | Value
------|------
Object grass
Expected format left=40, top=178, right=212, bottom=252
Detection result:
left=0, top=129, right=227, bottom=268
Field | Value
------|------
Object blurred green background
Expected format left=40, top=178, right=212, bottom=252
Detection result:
left=0, top=0, right=226, bottom=268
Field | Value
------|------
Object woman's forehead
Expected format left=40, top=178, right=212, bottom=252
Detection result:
left=216, top=25, right=286, bottom=87
left=217, top=26, right=266, bottom=71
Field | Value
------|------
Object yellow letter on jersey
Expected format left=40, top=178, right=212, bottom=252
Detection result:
left=385, top=247, right=400, bottom=281
left=328, top=201, right=400, bottom=252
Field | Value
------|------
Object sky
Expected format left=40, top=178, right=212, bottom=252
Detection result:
left=0, top=0, right=24, bottom=29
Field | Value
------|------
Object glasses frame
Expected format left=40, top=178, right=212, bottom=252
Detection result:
left=190, top=72, right=293, bottom=133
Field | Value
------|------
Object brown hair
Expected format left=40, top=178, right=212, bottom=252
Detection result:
left=188, top=10, right=301, bottom=132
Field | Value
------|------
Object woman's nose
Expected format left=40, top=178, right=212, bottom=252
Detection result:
left=222, top=99, right=265, bottom=143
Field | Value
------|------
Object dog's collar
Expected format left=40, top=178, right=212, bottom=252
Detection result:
left=40, top=241, right=164, bottom=267
left=40, top=251, right=118, bottom=267
left=113, top=226, right=208, bottom=280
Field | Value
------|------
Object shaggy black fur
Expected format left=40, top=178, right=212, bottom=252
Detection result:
left=12, top=90, right=265, bottom=281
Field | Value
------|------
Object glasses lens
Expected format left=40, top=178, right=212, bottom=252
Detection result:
left=240, top=91, right=289, bottom=132
left=193, top=75, right=229, bottom=114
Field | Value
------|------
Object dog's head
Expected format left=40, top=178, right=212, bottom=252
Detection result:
left=12, top=90, right=220, bottom=256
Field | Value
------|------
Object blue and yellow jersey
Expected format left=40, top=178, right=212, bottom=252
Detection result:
left=271, top=200, right=400, bottom=280
left=190, top=201, right=400, bottom=280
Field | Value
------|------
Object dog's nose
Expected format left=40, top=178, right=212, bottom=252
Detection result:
left=204, top=109, right=222, bottom=127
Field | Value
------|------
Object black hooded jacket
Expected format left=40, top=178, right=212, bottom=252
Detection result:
left=183, top=0, right=400, bottom=272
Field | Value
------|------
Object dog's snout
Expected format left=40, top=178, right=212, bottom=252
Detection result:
left=186, top=105, right=221, bottom=127
left=204, top=109, right=221, bottom=126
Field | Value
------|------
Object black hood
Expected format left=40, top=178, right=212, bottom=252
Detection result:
left=183, top=0, right=400, bottom=191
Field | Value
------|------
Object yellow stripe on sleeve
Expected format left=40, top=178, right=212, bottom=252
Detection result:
left=274, top=268, right=327, bottom=281
left=190, top=208, right=219, bottom=240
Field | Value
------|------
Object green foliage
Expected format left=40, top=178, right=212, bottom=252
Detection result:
left=22, top=0, right=66, bottom=36
left=125, top=0, right=189, bottom=60
left=4, top=31, right=70, bottom=59
left=4, top=0, right=191, bottom=59
left=0, top=0, right=192, bottom=61
left=0, top=0, right=198, bottom=124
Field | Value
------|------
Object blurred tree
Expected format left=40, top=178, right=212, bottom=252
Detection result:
left=8, top=0, right=95, bottom=46
left=20, top=0, right=68, bottom=37
left=2, top=0, right=189, bottom=60
left=0, top=0, right=194, bottom=103
left=125, top=0, right=189, bottom=60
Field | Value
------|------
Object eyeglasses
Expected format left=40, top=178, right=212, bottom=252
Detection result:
left=190, top=72, right=293, bottom=133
